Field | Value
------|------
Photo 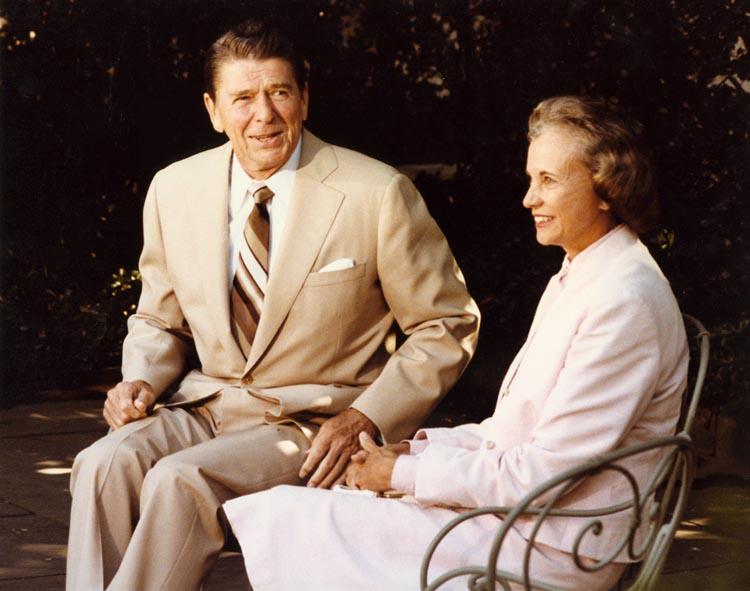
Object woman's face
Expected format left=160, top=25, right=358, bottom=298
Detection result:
left=523, top=124, right=616, bottom=260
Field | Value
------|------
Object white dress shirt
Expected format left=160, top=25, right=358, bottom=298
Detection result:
left=227, top=138, right=302, bottom=290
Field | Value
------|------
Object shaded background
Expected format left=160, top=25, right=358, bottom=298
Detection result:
left=1, top=1, right=748, bottom=447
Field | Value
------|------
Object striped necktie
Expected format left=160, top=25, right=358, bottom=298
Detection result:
left=231, top=185, right=273, bottom=358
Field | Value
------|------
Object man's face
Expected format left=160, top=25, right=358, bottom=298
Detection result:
left=204, top=56, right=309, bottom=180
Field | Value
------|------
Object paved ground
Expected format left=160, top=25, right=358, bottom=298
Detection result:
left=1, top=384, right=749, bottom=591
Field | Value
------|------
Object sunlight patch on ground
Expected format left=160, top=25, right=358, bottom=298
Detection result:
left=26, top=410, right=102, bottom=421
left=0, top=543, right=67, bottom=578
left=18, top=543, right=67, bottom=559
left=36, top=460, right=66, bottom=467
left=35, top=460, right=72, bottom=476
left=674, top=529, right=722, bottom=540
left=682, top=517, right=712, bottom=526
left=36, top=467, right=72, bottom=475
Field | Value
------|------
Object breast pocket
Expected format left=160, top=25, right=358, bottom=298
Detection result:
left=303, top=262, right=367, bottom=287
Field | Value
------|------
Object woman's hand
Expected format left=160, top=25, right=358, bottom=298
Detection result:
left=344, top=432, right=409, bottom=493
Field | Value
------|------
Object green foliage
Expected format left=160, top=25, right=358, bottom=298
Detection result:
left=0, top=239, right=141, bottom=406
left=1, top=0, right=748, bottom=438
left=109, top=268, right=142, bottom=314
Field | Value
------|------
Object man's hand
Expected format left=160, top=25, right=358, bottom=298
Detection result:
left=345, top=432, right=408, bottom=493
left=103, top=380, right=156, bottom=430
left=299, top=408, right=378, bottom=489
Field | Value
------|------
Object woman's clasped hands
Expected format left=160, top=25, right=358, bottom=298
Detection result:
left=344, top=432, right=409, bottom=493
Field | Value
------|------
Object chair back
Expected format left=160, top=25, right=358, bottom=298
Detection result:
left=619, top=434, right=695, bottom=591
left=678, top=313, right=710, bottom=434
left=421, top=435, right=695, bottom=591
left=421, top=314, right=709, bottom=590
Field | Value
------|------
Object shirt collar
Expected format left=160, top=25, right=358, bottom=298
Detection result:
left=559, top=224, right=637, bottom=286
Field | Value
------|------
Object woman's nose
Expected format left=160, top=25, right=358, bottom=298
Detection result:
left=523, top=186, right=540, bottom=209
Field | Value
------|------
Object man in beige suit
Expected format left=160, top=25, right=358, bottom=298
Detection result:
left=66, top=17, right=480, bottom=591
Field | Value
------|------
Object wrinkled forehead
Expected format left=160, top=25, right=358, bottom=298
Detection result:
left=214, top=56, right=301, bottom=93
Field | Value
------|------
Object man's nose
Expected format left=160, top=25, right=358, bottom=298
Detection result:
left=254, top=94, right=275, bottom=123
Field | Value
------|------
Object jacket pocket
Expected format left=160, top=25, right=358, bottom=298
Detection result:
left=303, top=262, right=366, bottom=287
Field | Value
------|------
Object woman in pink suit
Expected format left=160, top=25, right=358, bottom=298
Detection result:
left=223, top=96, right=688, bottom=591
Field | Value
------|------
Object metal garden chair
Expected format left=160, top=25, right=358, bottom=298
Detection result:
left=420, top=314, right=710, bottom=591
left=677, top=313, right=710, bottom=434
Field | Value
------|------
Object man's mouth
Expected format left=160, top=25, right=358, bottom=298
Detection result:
left=534, top=215, right=553, bottom=224
left=250, top=132, right=282, bottom=143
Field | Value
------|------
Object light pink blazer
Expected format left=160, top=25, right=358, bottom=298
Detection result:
left=395, top=225, right=688, bottom=560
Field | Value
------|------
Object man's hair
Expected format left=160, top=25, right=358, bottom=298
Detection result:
left=204, top=18, right=309, bottom=99
left=527, top=95, right=658, bottom=234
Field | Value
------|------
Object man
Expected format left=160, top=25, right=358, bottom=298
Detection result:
left=66, top=18, right=479, bottom=591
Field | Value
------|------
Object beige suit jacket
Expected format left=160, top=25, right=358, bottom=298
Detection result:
left=121, top=130, right=480, bottom=442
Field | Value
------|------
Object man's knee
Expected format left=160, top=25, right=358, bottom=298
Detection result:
left=71, top=429, right=154, bottom=495
left=140, top=454, right=201, bottom=500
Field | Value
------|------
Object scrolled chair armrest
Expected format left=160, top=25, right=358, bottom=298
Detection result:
left=420, top=433, right=695, bottom=591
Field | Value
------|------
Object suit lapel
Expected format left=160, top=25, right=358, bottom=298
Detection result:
left=191, top=143, right=241, bottom=358
left=246, top=131, right=342, bottom=371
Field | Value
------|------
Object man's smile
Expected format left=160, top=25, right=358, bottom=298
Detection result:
left=249, top=131, right=283, bottom=143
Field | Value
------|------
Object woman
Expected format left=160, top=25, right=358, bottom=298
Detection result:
left=223, top=96, right=688, bottom=590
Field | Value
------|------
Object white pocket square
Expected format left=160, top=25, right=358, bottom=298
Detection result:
left=319, top=258, right=356, bottom=273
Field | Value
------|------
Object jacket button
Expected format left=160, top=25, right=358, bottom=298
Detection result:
left=485, top=441, right=496, bottom=450
left=241, top=375, right=253, bottom=385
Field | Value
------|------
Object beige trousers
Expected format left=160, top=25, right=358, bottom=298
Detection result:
left=66, top=389, right=318, bottom=591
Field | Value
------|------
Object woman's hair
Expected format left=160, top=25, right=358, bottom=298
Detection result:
left=204, top=18, right=309, bottom=99
left=528, top=95, right=658, bottom=233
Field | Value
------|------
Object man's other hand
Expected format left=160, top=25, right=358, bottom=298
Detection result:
left=299, top=407, right=378, bottom=489
left=103, top=380, right=156, bottom=430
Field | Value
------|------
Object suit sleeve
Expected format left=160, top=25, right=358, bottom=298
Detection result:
left=405, top=293, right=667, bottom=508
left=121, top=173, right=194, bottom=397
left=350, top=173, right=480, bottom=442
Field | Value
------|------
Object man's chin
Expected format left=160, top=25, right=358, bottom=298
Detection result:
left=236, top=154, right=288, bottom=180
